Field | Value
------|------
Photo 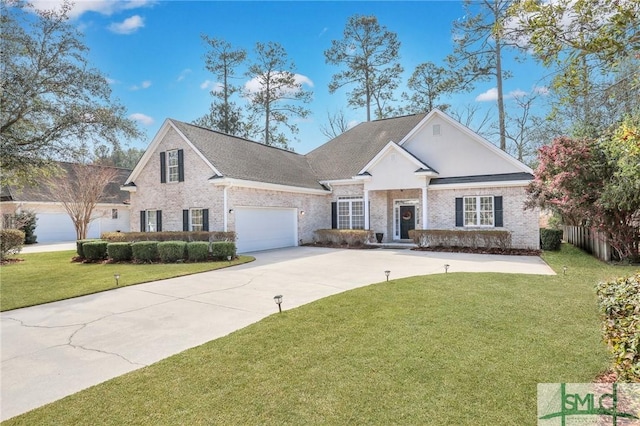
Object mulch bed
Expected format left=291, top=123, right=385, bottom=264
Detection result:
left=412, top=246, right=542, bottom=256
left=0, top=258, right=25, bottom=266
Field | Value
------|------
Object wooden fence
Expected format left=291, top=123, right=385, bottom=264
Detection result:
left=562, top=225, right=612, bottom=262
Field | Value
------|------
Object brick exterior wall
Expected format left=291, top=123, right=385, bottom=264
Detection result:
left=428, top=185, right=540, bottom=249
left=129, top=127, right=329, bottom=243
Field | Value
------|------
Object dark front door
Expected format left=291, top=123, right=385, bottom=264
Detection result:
left=400, top=205, right=415, bottom=239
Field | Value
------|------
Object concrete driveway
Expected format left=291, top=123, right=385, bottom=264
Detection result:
left=0, top=246, right=554, bottom=421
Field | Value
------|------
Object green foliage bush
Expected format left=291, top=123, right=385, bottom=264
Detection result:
left=83, top=241, right=108, bottom=261
left=14, top=211, right=37, bottom=244
left=76, top=239, right=101, bottom=258
left=132, top=241, right=159, bottom=263
left=0, top=229, right=25, bottom=260
left=314, top=229, right=373, bottom=246
left=107, top=242, right=132, bottom=262
left=408, top=229, right=512, bottom=250
left=540, top=228, right=563, bottom=251
left=158, top=241, right=187, bottom=263
left=596, top=273, right=640, bottom=382
left=187, top=242, right=210, bottom=262
left=211, top=241, right=236, bottom=260
left=102, top=231, right=236, bottom=243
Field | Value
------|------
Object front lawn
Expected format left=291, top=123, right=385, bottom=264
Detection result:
left=4, top=244, right=637, bottom=425
left=0, top=251, right=254, bottom=311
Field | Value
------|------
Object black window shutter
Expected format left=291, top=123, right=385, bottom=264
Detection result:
left=178, top=149, right=185, bottom=182
left=183, top=210, right=189, bottom=231
left=157, top=210, right=162, bottom=232
left=494, top=196, right=503, bottom=227
left=455, top=198, right=463, bottom=227
left=140, top=211, right=146, bottom=232
left=331, top=202, right=337, bottom=229
left=160, top=152, right=166, bottom=183
left=203, top=209, right=209, bottom=231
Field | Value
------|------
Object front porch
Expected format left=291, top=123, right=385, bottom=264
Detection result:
left=367, top=188, right=426, bottom=243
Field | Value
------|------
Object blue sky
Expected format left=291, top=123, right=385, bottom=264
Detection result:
left=32, top=1, right=549, bottom=154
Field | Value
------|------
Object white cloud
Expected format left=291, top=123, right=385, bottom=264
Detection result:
left=533, top=86, right=550, bottom=96
left=200, top=80, right=223, bottom=92
left=105, top=77, right=117, bottom=85
left=347, top=120, right=359, bottom=130
left=475, top=88, right=498, bottom=102
left=130, top=80, right=151, bottom=91
left=129, top=113, right=154, bottom=126
left=108, top=15, right=144, bottom=34
left=30, top=0, right=156, bottom=19
left=244, top=73, right=314, bottom=95
left=508, top=89, right=528, bottom=98
left=177, top=69, right=192, bottom=82
left=318, top=27, right=328, bottom=37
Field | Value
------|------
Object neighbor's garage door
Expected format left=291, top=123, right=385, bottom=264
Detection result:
left=235, top=207, right=297, bottom=253
left=36, top=213, right=100, bottom=242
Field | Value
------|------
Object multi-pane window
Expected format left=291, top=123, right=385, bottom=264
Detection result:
left=338, top=197, right=364, bottom=229
left=464, top=196, right=494, bottom=227
left=146, top=210, right=157, bottom=232
left=191, top=209, right=203, bottom=231
left=111, top=209, right=118, bottom=219
left=167, top=150, right=179, bottom=182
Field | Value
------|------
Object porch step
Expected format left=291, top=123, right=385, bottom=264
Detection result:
left=367, top=242, right=417, bottom=250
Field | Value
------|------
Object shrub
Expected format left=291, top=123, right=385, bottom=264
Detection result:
left=107, top=242, right=133, bottom=262
left=76, top=239, right=101, bottom=258
left=540, top=228, right=563, bottom=251
left=0, top=229, right=25, bottom=260
left=596, top=273, right=640, bottom=382
left=83, top=241, right=108, bottom=261
left=158, top=241, right=187, bottom=263
left=14, top=211, right=37, bottom=244
left=187, top=241, right=210, bottom=262
left=102, top=231, right=236, bottom=243
left=314, top=229, right=373, bottom=246
left=132, top=241, right=159, bottom=263
left=211, top=241, right=236, bottom=260
left=408, top=229, right=512, bottom=250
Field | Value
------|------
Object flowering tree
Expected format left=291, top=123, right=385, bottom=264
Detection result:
left=527, top=119, right=640, bottom=261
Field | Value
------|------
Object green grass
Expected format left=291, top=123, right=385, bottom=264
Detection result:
left=3, top=244, right=638, bottom=425
left=0, top=251, right=254, bottom=311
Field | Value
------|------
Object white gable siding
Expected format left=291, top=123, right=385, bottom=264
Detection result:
left=402, top=118, right=524, bottom=178
left=366, top=151, right=426, bottom=190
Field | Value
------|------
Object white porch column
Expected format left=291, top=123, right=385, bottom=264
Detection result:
left=223, top=185, right=229, bottom=232
left=364, top=189, right=370, bottom=229
left=422, top=186, right=428, bottom=229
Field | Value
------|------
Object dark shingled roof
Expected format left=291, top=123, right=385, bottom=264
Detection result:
left=429, top=172, right=534, bottom=185
left=305, top=113, right=427, bottom=181
left=170, top=120, right=327, bottom=191
left=1, top=162, right=131, bottom=204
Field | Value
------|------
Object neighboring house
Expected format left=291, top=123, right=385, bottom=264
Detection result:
left=0, top=162, right=131, bottom=243
left=123, top=109, right=540, bottom=253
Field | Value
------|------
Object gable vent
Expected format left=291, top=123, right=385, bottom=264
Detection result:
left=433, top=124, right=441, bottom=136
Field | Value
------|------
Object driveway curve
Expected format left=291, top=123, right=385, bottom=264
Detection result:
left=1, top=246, right=554, bottom=421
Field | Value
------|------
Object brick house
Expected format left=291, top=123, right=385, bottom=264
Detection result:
left=122, top=109, right=540, bottom=252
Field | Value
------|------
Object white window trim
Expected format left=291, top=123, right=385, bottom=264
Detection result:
left=167, top=149, right=179, bottom=183
left=337, top=197, right=365, bottom=230
left=146, top=209, right=157, bottom=232
left=190, top=208, right=203, bottom=232
left=463, top=195, right=494, bottom=227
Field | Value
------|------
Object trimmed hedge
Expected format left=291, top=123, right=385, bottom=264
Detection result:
left=0, top=229, right=25, bottom=260
left=314, top=229, right=373, bottom=247
left=77, top=239, right=101, bottom=258
left=540, top=228, right=563, bottom=251
left=408, top=229, right=512, bottom=250
left=107, top=242, right=133, bottom=262
left=596, top=273, right=640, bottom=382
left=211, top=241, right=236, bottom=260
left=158, top=241, right=187, bottom=263
left=102, top=231, right=236, bottom=243
left=132, top=241, right=159, bottom=263
left=187, top=241, right=210, bottom=262
left=83, top=241, right=108, bottom=261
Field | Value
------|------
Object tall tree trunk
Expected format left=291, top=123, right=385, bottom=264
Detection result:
left=495, top=40, right=507, bottom=151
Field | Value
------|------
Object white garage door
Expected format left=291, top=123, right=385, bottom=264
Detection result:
left=36, top=213, right=101, bottom=243
left=235, top=207, right=297, bottom=253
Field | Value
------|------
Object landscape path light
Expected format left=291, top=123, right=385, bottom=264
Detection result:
left=274, top=295, right=283, bottom=313
left=384, top=270, right=390, bottom=281
left=114, top=273, right=120, bottom=286
left=444, top=264, right=450, bottom=274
